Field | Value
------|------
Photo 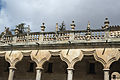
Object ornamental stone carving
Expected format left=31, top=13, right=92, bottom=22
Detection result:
left=60, top=49, right=84, bottom=69
left=81, top=48, right=120, bottom=69
left=30, top=50, right=51, bottom=69
left=93, top=48, right=120, bottom=69
left=111, top=72, right=120, bottom=80
left=5, top=51, right=23, bottom=68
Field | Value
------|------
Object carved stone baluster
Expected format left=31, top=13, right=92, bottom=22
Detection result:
left=46, top=34, right=49, bottom=41
left=37, top=34, right=39, bottom=41
left=43, top=34, right=46, bottom=41
left=29, top=34, right=32, bottom=41
left=50, top=34, right=52, bottom=41
left=39, top=33, right=43, bottom=42
left=32, top=34, right=34, bottom=41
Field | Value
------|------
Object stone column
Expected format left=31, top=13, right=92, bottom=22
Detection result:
left=103, top=69, right=110, bottom=80
left=8, top=67, right=16, bottom=80
left=60, top=49, right=83, bottom=80
left=30, top=50, right=51, bottom=80
left=93, top=49, right=120, bottom=80
left=67, top=68, right=74, bottom=80
left=36, top=67, right=43, bottom=80
left=5, top=51, right=23, bottom=80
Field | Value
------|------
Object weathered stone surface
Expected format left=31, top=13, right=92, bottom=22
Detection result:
left=5, top=51, right=23, bottom=68
left=60, top=49, right=84, bottom=69
left=30, top=50, right=51, bottom=69
left=93, top=48, right=120, bottom=69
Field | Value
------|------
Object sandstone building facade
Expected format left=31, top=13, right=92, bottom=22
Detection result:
left=0, top=18, right=120, bottom=80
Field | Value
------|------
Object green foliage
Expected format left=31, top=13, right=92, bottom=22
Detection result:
left=59, top=21, right=66, bottom=31
left=16, top=23, right=26, bottom=34
left=0, top=27, right=12, bottom=38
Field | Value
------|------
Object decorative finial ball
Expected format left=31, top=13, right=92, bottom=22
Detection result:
left=56, top=23, right=58, bottom=25
left=105, top=17, right=108, bottom=20
left=42, top=23, right=45, bottom=25
left=72, top=21, right=74, bottom=23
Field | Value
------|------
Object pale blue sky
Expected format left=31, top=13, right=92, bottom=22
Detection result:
left=0, top=0, right=2, bottom=10
left=0, top=0, right=120, bottom=32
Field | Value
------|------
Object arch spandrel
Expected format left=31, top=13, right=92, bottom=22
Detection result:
left=60, top=49, right=84, bottom=69
left=30, top=50, right=51, bottom=69
left=93, top=48, right=120, bottom=69
left=5, top=51, right=23, bottom=68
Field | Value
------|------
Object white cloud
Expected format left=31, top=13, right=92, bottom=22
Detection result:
left=0, top=0, right=120, bottom=33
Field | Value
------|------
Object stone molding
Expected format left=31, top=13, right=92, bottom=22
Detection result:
left=49, top=50, right=61, bottom=56
left=21, top=51, right=32, bottom=56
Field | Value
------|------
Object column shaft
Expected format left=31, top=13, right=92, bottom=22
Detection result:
left=36, top=69, right=42, bottom=80
left=103, top=69, right=110, bottom=80
left=8, top=68, right=15, bottom=80
left=67, top=69, right=73, bottom=80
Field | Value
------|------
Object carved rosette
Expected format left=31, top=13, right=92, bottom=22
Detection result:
left=60, top=49, right=84, bottom=69
left=111, top=72, right=120, bottom=80
left=5, top=51, right=23, bottom=69
left=30, top=50, right=51, bottom=69
left=93, top=48, right=120, bottom=69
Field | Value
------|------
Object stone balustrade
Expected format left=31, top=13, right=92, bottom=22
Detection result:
left=0, top=30, right=120, bottom=45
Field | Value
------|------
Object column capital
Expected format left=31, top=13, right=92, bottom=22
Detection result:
left=67, top=68, right=74, bottom=70
left=36, top=67, right=43, bottom=70
left=103, top=68, right=110, bottom=71
left=9, top=67, right=16, bottom=70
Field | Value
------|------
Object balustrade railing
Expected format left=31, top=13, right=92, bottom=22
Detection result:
left=3, top=36, right=13, bottom=43
left=0, top=30, right=120, bottom=45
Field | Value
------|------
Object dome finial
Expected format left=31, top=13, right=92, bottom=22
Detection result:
left=56, top=23, right=58, bottom=32
left=102, top=17, right=110, bottom=29
left=70, top=20, right=75, bottom=31
left=87, top=21, right=90, bottom=29
left=41, top=22, right=45, bottom=32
